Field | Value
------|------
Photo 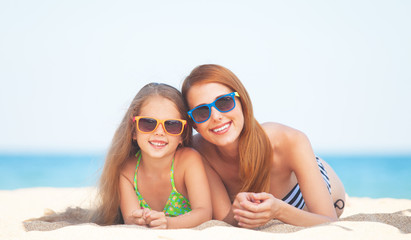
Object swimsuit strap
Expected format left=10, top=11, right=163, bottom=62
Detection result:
left=169, top=158, right=177, bottom=192
left=133, top=150, right=192, bottom=216
left=134, top=151, right=175, bottom=190
left=134, top=151, right=150, bottom=209
left=133, top=151, right=142, bottom=191
left=134, top=151, right=177, bottom=211
left=133, top=151, right=141, bottom=192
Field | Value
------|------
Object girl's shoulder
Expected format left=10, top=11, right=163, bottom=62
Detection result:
left=174, top=147, right=204, bottom=168
left=120, top=155, right=138, bottom=180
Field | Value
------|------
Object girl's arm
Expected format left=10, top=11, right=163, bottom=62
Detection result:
left=118, top=167, right=147, bottom=226
left=165, top=148, right=212, bottom=228
left=233, top=124, right=337, bottom=227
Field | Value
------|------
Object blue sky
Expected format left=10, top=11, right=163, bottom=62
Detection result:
left=0, top=1, right=410, bottom=154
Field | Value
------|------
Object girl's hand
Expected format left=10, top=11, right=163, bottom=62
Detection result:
left=144, top=210, right=168, bottom=229
left=233, top=192, right=279, bottom=228
left=131, top=208, right=150, bottom=226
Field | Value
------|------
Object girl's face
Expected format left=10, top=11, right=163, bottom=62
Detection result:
left=134, top=96, right=183, bottom=160
left=186, top=82, right=244, bottom=148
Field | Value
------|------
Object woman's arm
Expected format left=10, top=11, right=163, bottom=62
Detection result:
left=288, top=130, right=337, bottom=223
left=191, top=134, right=236, bottom=225
left=233, top=124, right=337, bottom=227
left=165, top=148, right=212, bottom=229
left=203, top=162, right=237, bottom=225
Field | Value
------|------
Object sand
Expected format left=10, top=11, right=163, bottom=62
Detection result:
left=1, top=187, right=410, bottom=240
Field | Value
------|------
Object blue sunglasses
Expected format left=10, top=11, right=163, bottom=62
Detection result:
left=187, top=92, right=240, bottom=124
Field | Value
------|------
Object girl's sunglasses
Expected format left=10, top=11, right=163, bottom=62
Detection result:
left=133, top=116, right=187, bottom=136
left=187, top=92, right=240, bottom=124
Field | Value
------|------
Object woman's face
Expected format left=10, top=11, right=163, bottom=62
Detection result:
left=186, top=82, right=244, bottom=148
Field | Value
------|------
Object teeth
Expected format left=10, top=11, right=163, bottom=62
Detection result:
left=212, top=123, right=230, bottom=132
left=150, top=142, right=166, bottom=146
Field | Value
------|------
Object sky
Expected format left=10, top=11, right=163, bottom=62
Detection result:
left=0, top=0, right=410, bottom=155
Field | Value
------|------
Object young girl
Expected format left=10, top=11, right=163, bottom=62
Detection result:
left=92, top=82, right=211, bottom=229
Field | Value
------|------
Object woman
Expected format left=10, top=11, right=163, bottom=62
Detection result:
left=181, top=64, right=346, bottom=228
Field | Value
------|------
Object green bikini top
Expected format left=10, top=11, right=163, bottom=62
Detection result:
left=133, top=151, right=192, bottom=217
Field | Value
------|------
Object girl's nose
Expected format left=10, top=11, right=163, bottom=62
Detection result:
left=153, top=123, right=166, bottom=135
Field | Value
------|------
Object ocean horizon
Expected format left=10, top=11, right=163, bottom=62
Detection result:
left=1, top=153, right=410, bottom=199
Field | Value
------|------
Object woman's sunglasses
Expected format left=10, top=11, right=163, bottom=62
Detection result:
left=187, top=92, right=240, bottom=124
left=133, top=117, right=187, bottom=136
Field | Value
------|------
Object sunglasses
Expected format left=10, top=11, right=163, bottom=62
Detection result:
left=187, top=92, right=240, bottom=124
left=133, top=116, right=187, bottom=136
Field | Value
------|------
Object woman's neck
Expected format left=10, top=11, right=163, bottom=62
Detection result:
left=215, top=140, right=240, bottom=163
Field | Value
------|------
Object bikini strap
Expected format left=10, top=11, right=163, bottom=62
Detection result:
left=170, top=157, right=177, bottom=191
left=134, top=151, right=142, bottom=192
left=135, top=151, right=176, bottom=192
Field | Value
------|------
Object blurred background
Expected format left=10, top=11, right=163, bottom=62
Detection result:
left=1, top=0, right=410, bottom=198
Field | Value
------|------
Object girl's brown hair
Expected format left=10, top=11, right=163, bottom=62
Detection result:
left=182, top=64, right=272, bottom=193
left=92, top=82, right=192, bottom=225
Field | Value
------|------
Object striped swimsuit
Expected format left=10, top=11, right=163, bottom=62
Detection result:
left=281, top=157, right=331, bottom=209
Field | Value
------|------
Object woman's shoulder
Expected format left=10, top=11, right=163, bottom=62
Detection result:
left=261, top=122, right=309, bottom=147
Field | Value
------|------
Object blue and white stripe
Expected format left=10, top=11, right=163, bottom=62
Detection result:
left=281, top=157, right=331, bottom=209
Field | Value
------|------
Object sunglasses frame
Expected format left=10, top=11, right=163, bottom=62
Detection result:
left=187, top=92, right=240, bottom=124
left=133, top=116, right=187, bottom=136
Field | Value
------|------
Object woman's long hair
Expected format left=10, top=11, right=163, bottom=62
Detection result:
left=92, top=83, right=192, bottom=225
left=182, top=64, right=272, bottom=193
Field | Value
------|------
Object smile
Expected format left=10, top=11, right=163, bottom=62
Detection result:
left=211, top=122, right=231, bottom=133
left=149, top=141, right=167, bottom=146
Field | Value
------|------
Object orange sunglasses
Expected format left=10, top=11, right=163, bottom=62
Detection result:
left=133, top=116, right=187, bottom=136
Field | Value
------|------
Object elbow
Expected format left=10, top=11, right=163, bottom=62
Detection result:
left=203, top=208, right=213, bottom=221
left=123, top=216, right=134, bottom=225
left=195, top=207, right=212, bottom=222
left=122, top=213, right=137, bottom=225
left=329, top=215, right=338, bottom=222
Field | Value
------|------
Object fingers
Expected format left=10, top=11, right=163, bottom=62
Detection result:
left=232, top=192, right=277, bottom=228
left=145, top=211, right=168, bottom=229
left=251, top=192, right=272, bottom=201
left=236, top=216, right=268, bottom=229
left=131, top=208, right=144, bottom=218
left=233, top=209, right=272, bottom=229
left=149, top=218, right=168, bottom=229
left=233, top=208, right=271, bottom=220
left=131, top=209, right=148, bottom=225
left=239, top=193, right=274, bottom=213
left=233, top=192, right=259, bottom=211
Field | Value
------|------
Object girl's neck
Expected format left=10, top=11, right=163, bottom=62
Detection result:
left=139, top=151, right=174, bottom=174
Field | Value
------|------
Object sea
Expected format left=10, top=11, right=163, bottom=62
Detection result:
left=0, top=153, right=410, bottom=199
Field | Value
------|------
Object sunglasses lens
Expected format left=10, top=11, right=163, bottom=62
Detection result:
left=164, top=120, right=184, bottom=134
left=215, top=95, right=235, bottom=112
left=138, top=118, right=157, bottom=132
left=192, top=106, right=210, bottom=123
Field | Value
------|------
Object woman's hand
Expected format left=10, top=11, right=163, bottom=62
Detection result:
left=232, top=192, right=280, bottom=228
left=144, top=210, right=168, bottom=229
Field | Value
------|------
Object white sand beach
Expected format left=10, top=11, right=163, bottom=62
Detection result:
left=1, top=187, right=410, bottom=240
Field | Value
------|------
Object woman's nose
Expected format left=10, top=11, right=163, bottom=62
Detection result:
left=209, top=106, right=223, bottom=121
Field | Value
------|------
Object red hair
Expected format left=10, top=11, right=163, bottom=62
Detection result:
left=182, top=65, right=272, bottom=193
